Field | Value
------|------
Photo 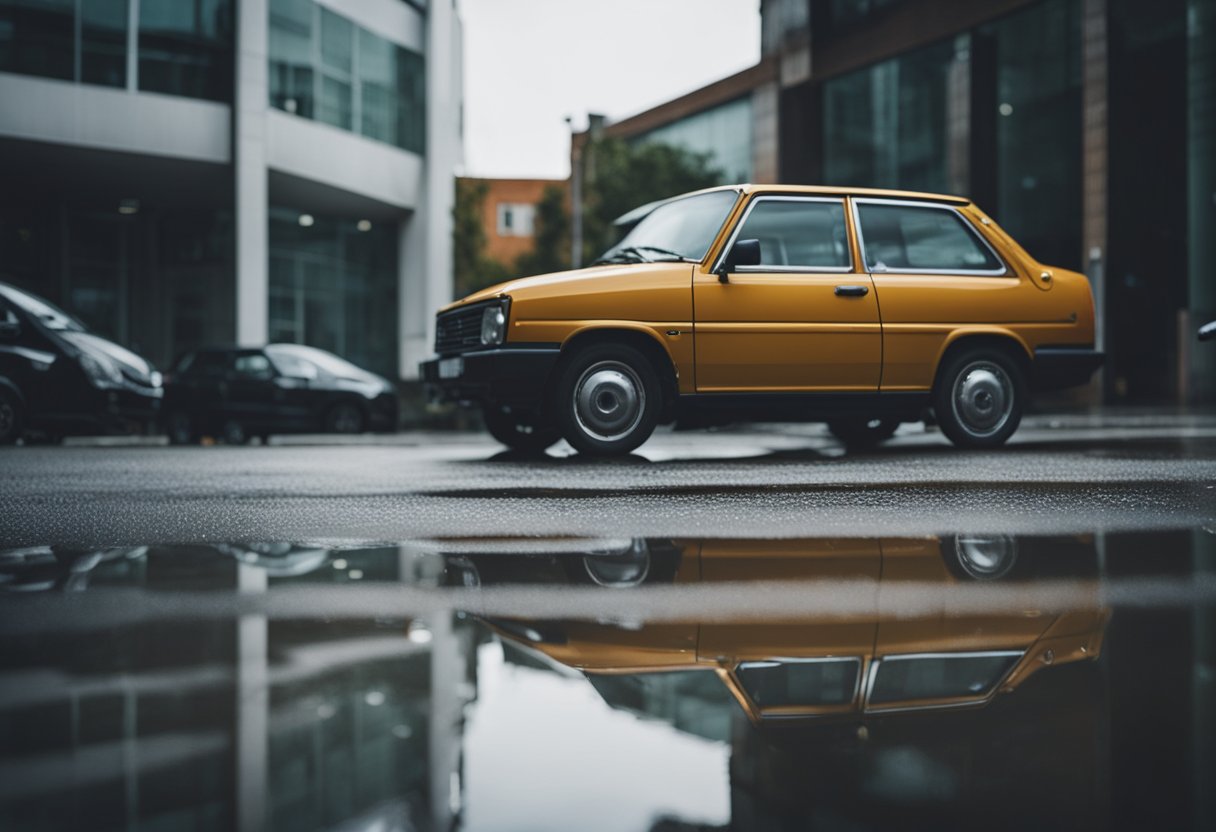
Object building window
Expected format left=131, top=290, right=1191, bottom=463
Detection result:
left=988, top=0, right=1081, bottom=269
left=822, top=35, right=969, bottom=195
left=269, top=0, right=426, bottom=155
left=268, top=208, right=399, bottom=378
left=496, top=203, right=535, bottom=237
left=632, top=96, right=753, bottom=184
left=0, top=0, right=77, bottom=82
left=137, top=0, right=234, bottom=102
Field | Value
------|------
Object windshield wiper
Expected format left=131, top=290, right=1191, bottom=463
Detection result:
left=592, top=245, right=690, bottom=266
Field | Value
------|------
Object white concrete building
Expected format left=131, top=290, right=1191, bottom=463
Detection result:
left=0, top=0, right=462, bottom=380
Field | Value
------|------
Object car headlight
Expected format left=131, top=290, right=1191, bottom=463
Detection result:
left=79, top=352, right=124, bottom=388
left=480, top=304, right=507, bottom=346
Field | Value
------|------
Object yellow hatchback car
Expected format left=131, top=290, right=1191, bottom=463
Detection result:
left=422, top=185, right=1102, bottom=456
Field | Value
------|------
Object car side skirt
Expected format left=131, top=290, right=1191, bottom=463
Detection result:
left=674, top=391, right=930, bottom=427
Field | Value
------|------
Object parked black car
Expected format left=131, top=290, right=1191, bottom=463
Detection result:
left=0, top=282, right=163, bottom=444
left=162, top=344, right=398, bottom=444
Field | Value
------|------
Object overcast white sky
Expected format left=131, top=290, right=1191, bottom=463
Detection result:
left=458, top=0, right=762, bottom=180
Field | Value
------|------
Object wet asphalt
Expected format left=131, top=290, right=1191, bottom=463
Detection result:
left=1, top=412, right=1214, bottom=547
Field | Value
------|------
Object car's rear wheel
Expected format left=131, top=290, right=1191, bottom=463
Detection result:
left=933, top=347, right=1024, bottom=448
left=0, top=388, right=25, bottom=445
left=554, top=343, right=661, bottom=456
left=827, top=417, right=899, bottom=448
left=324, top=401, right=365, bottom=434
left=482, top=406, right=560, bottom=453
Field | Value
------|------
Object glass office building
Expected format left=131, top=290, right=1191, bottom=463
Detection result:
left=0, top=0, right=462, bottom=381
left=596, top=0, right=1214, bottom=403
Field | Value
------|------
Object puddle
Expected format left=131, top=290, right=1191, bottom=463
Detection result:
left=2, top=530, right=1214, bottom=830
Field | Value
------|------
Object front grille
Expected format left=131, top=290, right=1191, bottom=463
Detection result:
left=434, top=305, right=486, bottom=355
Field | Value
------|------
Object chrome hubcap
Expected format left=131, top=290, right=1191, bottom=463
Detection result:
left=573, top=361, right=644, bottom=441
left=952, top=362, right=1013, bottom=437
left=954, top=535, right=1017, bottom=579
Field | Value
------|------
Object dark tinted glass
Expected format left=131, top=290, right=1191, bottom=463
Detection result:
left=736, top=659, right=859, bottom=708
left=0, top=0, right=75, bottom=80
left=868, top=653, right=1020, bottom=704
left=857, top=203, right=1003, bottom=272
left=80, top=0, right=127, bottom=87
left=138, top=0, right=234, bottom=102
left=735, top=199, right=850, bottom=268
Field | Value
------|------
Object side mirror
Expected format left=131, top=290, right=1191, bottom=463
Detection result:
left=0, top=320, right=20, bottom=340
left=718, top=239, right=761, bottom=283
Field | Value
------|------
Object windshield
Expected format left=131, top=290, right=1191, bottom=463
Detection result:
left=0, top=284, right=85, bottom=331
left=265, top=344, right=373, bottom=380
left=596, top=190, right=740, bottom=265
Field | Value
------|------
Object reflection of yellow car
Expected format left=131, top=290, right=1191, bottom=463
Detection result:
left=422, top=186, right=1102, bottom=455
left=480, top=537, right=1108, bottom=722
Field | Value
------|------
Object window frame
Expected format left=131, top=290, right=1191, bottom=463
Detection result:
left=731, top=656, right=864, bottom=717
left=713, top=195, right=856, bottom=275
left=851, top=197, right=1010, bottom=277
left=862, top=650, right=1024, bottom=713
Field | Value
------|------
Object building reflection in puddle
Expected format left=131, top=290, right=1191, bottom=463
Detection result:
left=0, top=531, right=1212, bottom=831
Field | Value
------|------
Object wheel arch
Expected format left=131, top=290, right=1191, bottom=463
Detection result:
left=556, top=326, right=680, bottom=422
left=932, top=330, right=1032, bottom=391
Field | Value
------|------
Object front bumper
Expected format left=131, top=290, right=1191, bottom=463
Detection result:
left=420, top=345, right=561, bottom=409
left=1033, top=347, right=1105, bottom=390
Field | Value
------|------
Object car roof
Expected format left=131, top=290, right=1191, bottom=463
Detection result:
left=613, top=184, right=971, bottom=227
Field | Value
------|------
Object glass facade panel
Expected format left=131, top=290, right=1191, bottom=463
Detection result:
left=736, top=199, right=850, bottom=268
left=268, top=208, right=398, bottom=378
left=269, top=0, right=426, bottom=154
left=80, top=0, right=128, bottom=87
left=823, top=36, right=969, bottom=194
left=268, top=0, right=313, bottom=117
left=989, top=0, right=1081, bottom=269
left=633, top=96, right=752, bottom=183
left=0, top=0, right=79, bottom=82
left=138, top=0, right=234, bottom=101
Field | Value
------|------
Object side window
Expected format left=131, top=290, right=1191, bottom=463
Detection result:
left=233, top=353, right=274, bottom=380
left=268, top=352, right=320, bottom=380
left=734, top=199, right=851, bottom=270
left=735, top=659, right=859, bottom=708
left=856, top=203, right=1004, bottom=273
left=190, top=351, right=229, bottom=377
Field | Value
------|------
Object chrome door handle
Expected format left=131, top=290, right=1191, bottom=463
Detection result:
left=835, top=285, right=869, bottom=297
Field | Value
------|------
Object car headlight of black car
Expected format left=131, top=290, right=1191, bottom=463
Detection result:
left=79, top=351, right=124, bottom=388
left=480, top=300, right=508, bottom=346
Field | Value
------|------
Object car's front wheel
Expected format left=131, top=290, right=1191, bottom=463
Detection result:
left=933, top=347, right=1024, bottom=448
left=482, top=406, right=560, bottom=453
left=554, top=343, right=661, bottom=456
left=0, top=388, right=25, bottom=445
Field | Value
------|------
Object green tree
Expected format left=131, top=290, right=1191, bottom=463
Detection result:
left=580, top=138, right=723, bottom=263
left=452, top=178, right=510, bottom=298
left=514, top=184, right=570, bottom=277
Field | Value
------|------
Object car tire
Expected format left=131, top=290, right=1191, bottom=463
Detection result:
left=0, top=388, right=25, bottom=445
left=933, top=347, right=1025, bottom=448
left=482, top=406, right=560, bottom=453
left=827, top=417, right=899, bottom=448
left=554, top=343, right=661, bottom=456
left=165, top=411, right=198, bottom=445
left=221, top=419, right=248, bottom=445
left=324, top=401, right=366, bottom=434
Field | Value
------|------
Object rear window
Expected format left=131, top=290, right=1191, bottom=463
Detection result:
left=868, top=653, right=1020, bottom=705
left=856, top=202, right=1004, bottom=273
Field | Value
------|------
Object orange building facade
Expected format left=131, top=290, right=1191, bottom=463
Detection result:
left=463, top=177, right=568, bottom=266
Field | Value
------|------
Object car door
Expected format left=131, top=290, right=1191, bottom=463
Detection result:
left=693, top=195, right=881, bottom=392
left=851, top=199, right=1028, bottom=391
left=223, top=350, right=280, bottom=428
